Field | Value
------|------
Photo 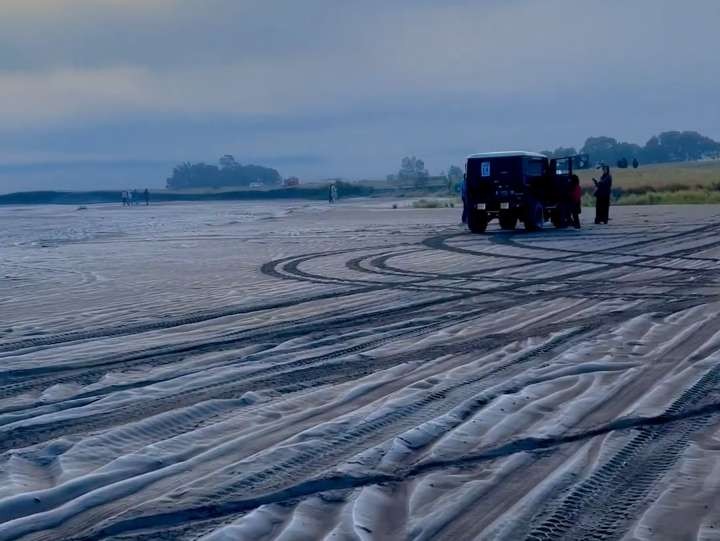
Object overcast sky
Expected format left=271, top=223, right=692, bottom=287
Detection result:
left=0, top=0, right=718, bottom=192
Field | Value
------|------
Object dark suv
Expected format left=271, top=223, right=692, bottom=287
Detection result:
left=465, top=151, right=579, bottom=233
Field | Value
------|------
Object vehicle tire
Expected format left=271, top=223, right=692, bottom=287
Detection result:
left=499, top=212, right=517, bottom=230
left=468, top=210, right=489, bottom=233
left=551, top=207, right=568, bottom=229
left=523, top=200, right=544, bottom=231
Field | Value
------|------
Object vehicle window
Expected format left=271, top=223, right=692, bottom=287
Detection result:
left=526, top=159, right=545, bottom=177
left=555, top=159, right=570, bottom=175
left=467, top=157, right=521, bottom=179
left=572, top=154, right=589, bottom=169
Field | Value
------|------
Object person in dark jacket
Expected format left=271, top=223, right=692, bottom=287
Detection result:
left=593, top=165, right=612, bottom=224
left=460, top=176, right=468, bottom=224
left=569, top=174, right=582, bottom=229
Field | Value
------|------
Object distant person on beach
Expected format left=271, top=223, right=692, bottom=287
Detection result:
left=329, top=183, right=338, bottom=204
left=144, top=188, right=150, bottom=206
left=121, top=190, right=128, bottom=206
left=593, top=165, right=612, bottom=224
left=569, top=174, right=582, bottom=229
left=127, top=190, right=133, bottom=206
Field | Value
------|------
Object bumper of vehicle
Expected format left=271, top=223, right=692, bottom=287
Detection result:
left=473, top=201, right=520, bottom=211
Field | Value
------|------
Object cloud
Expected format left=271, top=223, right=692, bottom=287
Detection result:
left=0, top=0, right=718, bottom=190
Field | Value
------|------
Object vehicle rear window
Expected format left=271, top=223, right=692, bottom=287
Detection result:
left=525, top=159, right=546, bottom=177
left=467, top=157, right=521, bottom=179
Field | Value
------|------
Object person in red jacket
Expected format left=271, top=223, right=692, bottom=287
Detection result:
left=569, top=174, right=582, bottom=229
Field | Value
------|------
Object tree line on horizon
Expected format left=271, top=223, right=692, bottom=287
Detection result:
left=541, top=130, right=720, bottom=167
left=391, top=131, right=720, bottom=190
left=166, top=131, right=720, bottom=190
left=166, top=155, right=281, bottom=190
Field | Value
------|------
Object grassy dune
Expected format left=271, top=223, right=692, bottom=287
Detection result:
left=576, top=160, right=720, bottom=205
left=576, top=160, right=720, bottom=189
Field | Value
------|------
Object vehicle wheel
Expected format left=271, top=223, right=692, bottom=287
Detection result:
left=468, top=210, right=489, bottom=233
left=523, top=200, right=544, bottom=231
left=551, top=207, right=568, bottom=229
left=499, top=212, right=517, bottom=230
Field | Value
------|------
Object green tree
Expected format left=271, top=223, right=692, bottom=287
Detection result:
left=398, top=156, right=429, bottom=187
left=580, top=137, right=619, bottom=165
left=641, top=131, right=720, bottom=163
left=581, top=137, right=641, bottom=165
left=541, top=147, right=578, bottom=159
left=553, top=146, right=578, bottom=158
left=447, top=165, right=463, bottom=182
left=166, top=159, right=281, bottom=189
left=219, top=155, right=238, bottom=169
left=446, top=165, right=463, bottom=194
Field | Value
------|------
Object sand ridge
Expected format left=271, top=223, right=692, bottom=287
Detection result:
left=1, top=202, right=720, bottom=540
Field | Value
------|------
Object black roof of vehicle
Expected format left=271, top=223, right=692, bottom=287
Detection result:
left=466, top=151, right=547, bottom=160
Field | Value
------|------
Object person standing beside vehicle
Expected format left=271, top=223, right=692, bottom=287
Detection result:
left=593, top=165, right=612, bottom=224
left=460, top=175, right=468, bottom=224
left=569, top=174, right=582, bottom=229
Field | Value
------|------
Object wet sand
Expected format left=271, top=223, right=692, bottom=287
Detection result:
left=1, top=202, right=720, bottom=540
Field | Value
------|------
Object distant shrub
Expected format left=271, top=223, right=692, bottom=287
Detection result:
left=616, top=190, right=720, bottom=205
left=412, top=198, right=453, bottom=208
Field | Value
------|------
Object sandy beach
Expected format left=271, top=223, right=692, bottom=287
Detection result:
left=1, top=201, right=720, bottom=541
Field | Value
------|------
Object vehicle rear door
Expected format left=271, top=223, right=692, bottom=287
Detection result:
left=550, top=157, right=573, bottom=205
left=524, top=157, right=549, bottom=202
